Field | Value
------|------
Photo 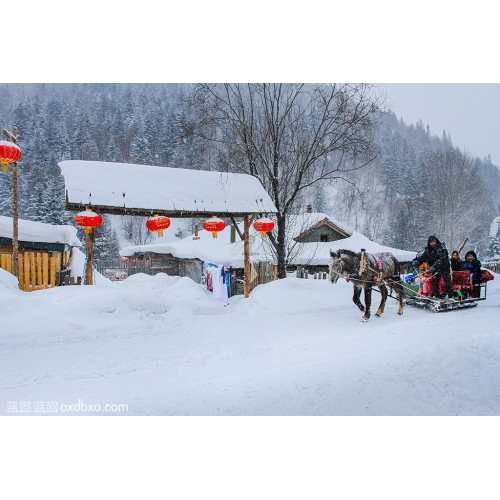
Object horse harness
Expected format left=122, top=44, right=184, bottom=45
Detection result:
left=332, top=251, right=391, bottom=286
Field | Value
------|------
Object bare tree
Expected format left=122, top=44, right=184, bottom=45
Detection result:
left=121, top=215, right=154, bottom=246
left=194, top=83, right=385, bottom=277
left=423, top=148, right=495, bottom=252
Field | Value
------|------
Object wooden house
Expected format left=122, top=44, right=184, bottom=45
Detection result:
left=0, top=216, right=82, bottom=291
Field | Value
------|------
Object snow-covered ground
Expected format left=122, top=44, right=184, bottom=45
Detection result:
left=2, top=270, right=500, bottom=416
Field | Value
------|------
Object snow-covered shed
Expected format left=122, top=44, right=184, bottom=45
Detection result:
left=59, top=160, right=276, bottom=217
left=120, top=222, right=275, bottom=294
left=59, top=160, right=278, bottom=297
left=0, top=216, right=82, bottom=291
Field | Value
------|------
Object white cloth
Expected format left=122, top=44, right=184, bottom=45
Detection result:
left=211, top=266, right=228, bottom=304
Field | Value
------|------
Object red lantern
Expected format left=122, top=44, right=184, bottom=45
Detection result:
left=203, top=216, right=226, bottom=238
left=146, top=215, right=171, bottom=237
left=0, top=140, right=22, bottom=174
left=75, top=208, right=103, bottom=234
left=253, top=217, right=275, bottom=238
left=120, top=257, right=129, bottom=262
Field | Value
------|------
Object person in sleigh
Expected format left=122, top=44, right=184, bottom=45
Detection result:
left=462, top=250, right=482, bottom=298
left=412, top=236, right=453, bottom=299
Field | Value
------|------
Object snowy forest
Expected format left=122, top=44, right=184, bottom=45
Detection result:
left=1, top=83, right=499, bottom=261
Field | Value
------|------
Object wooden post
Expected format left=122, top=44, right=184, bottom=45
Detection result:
left=30, top=252, right=36, bottom=290
left=37, top=252, right=42, bottom=289
left=50, top=255, right=56, bottom=288
left=2, top=127, right=19, bottom=277
left=12, top=160, right=19, bottom=276
left=243, top=215, right=250, bottom=298
left=42, top=253, right=49, bottom=289
left=85, top=228, right=95, bottom=285
left=24, top=252, right=30, bottom=291
left=18, top=254, right=24, bottom=290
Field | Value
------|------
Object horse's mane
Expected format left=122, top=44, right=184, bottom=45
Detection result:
left=338, top=249, right=359, bottom=258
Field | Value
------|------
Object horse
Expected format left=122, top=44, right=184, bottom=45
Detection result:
left=329, top=248, right=405, bottom=322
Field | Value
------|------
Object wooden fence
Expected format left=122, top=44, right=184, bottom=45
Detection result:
left=249, top=261, right=278, bottom=292
left=0, top=250, right=71, bottom=292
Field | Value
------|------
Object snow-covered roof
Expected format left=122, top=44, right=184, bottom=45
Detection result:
left=0, top=216, right=81, bottom=247
left=120, top=216, right=416, bottom=267
left=288, top=212, right=355, bottom=239
left=120, top=223, right=270, bottom=268
left=59, top=160, right=278, bottom=217
left=490, top=216, right=500, bottom=237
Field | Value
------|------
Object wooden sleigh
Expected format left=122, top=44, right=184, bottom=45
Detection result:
left=403, top=268, right=494, bottom=312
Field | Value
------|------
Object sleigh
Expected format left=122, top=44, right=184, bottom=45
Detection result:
left=403, top=269, right=494, bottom=312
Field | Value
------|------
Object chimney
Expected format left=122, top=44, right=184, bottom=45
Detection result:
left=306, top=204, right=313, bottom=213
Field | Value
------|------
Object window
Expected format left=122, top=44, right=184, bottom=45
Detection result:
left=320, top=234, right=329, bottom=242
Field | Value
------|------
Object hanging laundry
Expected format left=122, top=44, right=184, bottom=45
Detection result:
left=212, top=265, right=229, bottom=304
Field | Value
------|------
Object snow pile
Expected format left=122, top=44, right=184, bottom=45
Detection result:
left=0, top=215, right=81, bottom=247
left=69, top=248, right=114, bottom=286
left=0, top=267, right=19, bottom=292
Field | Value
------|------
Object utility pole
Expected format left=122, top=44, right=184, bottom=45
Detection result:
left=2, top=127, right=19, bottom=277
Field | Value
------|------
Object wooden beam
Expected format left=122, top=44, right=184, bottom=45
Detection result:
left=228, top=216, right=244, bottom=241
left=65, top=201, right=276, bottom=219
left=244, top=215, right=250, bottom=298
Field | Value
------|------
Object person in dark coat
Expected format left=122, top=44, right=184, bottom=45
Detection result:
left=412, top=235, right=453, bottom=299
left=462, top=250, right=482, bottom=297
left=450, top=250, right=463, bottom=271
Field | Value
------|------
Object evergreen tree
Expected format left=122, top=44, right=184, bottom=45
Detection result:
left=487, top=236, right=500, bottom=260
left=93, top=215, right=121, bottom=261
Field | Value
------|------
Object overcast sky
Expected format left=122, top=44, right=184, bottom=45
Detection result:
left=383, top=84, right=500, bottom=165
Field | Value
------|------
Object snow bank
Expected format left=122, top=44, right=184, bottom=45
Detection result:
left=0, top=267, right=19, bottom=291
left=69, top=248, right=114, bottom=286
left=2, top=265, right=500, bottom=417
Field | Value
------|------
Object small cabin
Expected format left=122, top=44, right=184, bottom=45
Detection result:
left=0, top=216, right=81, bottom=291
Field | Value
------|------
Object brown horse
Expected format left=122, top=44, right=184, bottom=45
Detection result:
left=329, top=249, right=405, bottom=322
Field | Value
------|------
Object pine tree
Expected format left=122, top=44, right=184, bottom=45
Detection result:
left=93, top=215, right=121, bottom=261
left=487, top=237, right=500, bottom=260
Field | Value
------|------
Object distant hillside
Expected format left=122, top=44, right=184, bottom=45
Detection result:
left=0, top=84, right=497, bottom=258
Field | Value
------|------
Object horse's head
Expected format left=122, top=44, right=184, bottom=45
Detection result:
left=329, top=249, right=344, bottom=284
